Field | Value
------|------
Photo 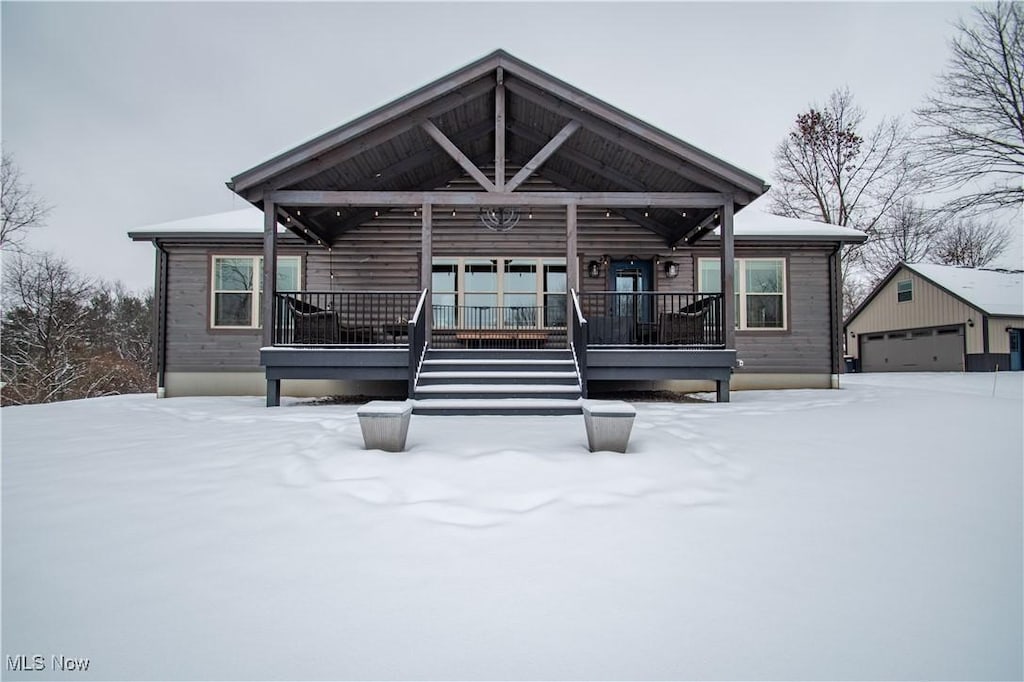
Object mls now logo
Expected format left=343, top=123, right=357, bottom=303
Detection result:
left=6, top=655, right=45, bottom=671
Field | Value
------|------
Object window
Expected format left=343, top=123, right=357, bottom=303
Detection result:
left=698, top=258, right=786, bottom=330
left=897, top=279, right=913, bottom=302
left=211, top=255, right=301, bottom=329
left=431, top=257, right=566, bottom=328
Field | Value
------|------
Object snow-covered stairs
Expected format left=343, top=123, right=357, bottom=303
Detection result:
left=412, top=349, right=583, bottom=416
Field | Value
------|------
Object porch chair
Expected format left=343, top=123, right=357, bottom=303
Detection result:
left=657, top=309, right=708, bottom=346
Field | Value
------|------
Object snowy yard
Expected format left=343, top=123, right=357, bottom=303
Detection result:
left=2, top=373, right=1021, bottom=681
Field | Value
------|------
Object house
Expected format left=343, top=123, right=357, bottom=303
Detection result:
left=129, top=50, right=866, bottom=412
left=844, top=263, right=1024, bottom=372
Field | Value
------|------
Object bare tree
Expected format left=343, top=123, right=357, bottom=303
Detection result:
left=1, top=152, right=51, bottom=251
left=770, top=88, right=920, bottom=245
left=1, top=252, right=94, bottom=404
left=771, top=88, right=921, bottom=314
left=915, top=2, right=1023, bottom=213
left=932, top=217, right=1010, bottom=267
left=860, top=200, right=942, bottom=283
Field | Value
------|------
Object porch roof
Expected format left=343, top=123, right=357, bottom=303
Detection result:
left=128, top=204, right=865, bottom=244
left=226, top=50, right=770, bottom=247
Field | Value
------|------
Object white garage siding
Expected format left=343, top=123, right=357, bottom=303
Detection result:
left=846, top=268, right=985, bottom=360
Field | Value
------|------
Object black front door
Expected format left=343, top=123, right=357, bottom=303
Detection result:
left=609, top=259, right=653, bottom=324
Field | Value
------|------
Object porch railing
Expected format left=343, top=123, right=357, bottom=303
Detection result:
left=570, top=289, right=588, bottom=397
left=408, top=289, right=429, bottom=397
left=431, top=304, right=566, bottom=330
left=273, top=291, right=422, bottom=345
left=575, top=291, right=725, bottom=347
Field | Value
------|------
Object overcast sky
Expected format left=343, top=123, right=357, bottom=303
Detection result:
left=3, top=1, right=1019, bottom=292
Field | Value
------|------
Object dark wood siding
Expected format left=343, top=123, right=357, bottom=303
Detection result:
left=687, top=244, right=833, bottom=374
left=163, top=243, right=307, bottom=372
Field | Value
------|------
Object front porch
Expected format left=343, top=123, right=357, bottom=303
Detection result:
left=261, top=289, right=736, bottom=408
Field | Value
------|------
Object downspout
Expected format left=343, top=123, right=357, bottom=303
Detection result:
left=154, top=242, right=170, bottom=398
left=828, top=244, right=841, bottom=388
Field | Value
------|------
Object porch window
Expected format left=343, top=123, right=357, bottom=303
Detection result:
left=211, top=255, right=301, bottom=329
left=431, top=257, right=567, bottom=328
left=698, top=258, right=787, bottom=330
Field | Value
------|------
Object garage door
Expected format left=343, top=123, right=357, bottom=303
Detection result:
left=860, top=326, right=964, bottom=372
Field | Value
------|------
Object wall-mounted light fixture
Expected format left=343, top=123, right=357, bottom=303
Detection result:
left=967, top=318, right=975, bottom=327
left=587, top=260, right=602, bottom=278
left=664, top=260, right=679, bottom=278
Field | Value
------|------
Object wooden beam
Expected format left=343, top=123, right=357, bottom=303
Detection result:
left=420, top=120, right=497, bottom=192
left=234, top=73, right=496, bottom=194
left=262, top=200, right=278, bottom=349
left=421, top=203, right=432, bottom=336
left=719, top=199, right=735, bottom=351
left=269, top=189, right=726, bottom=208
left=566, top=202, right=578, bottom=335
left=326, top=157, right=489, bottom=236
left=275, top=207, right=322, bottom=245
left=495, top=67, right=505, bottom=191
left=503, top=78, right=749, bottom=199
left=505, top=120, right=581, bottom=192
left=533, top=165, right=678, bottom=242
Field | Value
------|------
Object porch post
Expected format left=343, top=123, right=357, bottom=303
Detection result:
left=421, top=202, right=432, bottom=336
left=262, top=199, right=278, bottom=349
left=566, top=202, right=578, bottom=342
left=719, top=197, right=735, bottom=351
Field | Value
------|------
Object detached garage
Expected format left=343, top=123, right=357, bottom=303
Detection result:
left=845, top=263, right=1024, bottom=373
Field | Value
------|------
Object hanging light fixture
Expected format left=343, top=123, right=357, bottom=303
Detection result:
left=478, top=207, right=520, bottom=232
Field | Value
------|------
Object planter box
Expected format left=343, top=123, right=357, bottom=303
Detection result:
left=356, top=400, right=413, bottom=452
left=582, top=400, right=636, bottom=453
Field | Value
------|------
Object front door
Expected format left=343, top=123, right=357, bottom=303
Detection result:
left=609, top=260, right=654, bottom=324
left=1010, top=329, right=1022, bottom=371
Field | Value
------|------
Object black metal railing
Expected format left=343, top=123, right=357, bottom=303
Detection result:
left=431, top=304, right=567, bottom=330
left=575, top=292, right=725, bottom=347
left=570, top=289, right=588, bottom=397
left=273, top=291, right=422, bottom=345
left=408, top=289, right=429, bottom=397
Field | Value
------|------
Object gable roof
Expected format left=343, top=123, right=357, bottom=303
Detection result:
left=905, top=263, right=1024, bottom=317
left=226, top=49, right=769, bottom=246
left=128, top=205, right=863, bottom=244
left=845, top=262, right=1024, bottom=324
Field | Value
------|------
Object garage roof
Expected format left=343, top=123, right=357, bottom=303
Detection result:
left=906, top=263, right=1024, bottom=317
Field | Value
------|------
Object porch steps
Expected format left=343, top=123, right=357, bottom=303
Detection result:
left=413, top=349, right=583, bottom=415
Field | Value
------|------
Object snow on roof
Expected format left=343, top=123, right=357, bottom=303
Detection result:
left=906, top=263, right=1024, bottom=317
left=131, top=203, right=867, bottom=242
left=710, top=205, right=867, bottom=242
left=128, top=206, right=285, bottom=238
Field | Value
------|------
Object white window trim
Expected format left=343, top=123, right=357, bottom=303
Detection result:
left=698, top=257, right=788, bottom=331
left=210, top=255, right=302, bottom=330
left=431, top=256, right=567, bottom=329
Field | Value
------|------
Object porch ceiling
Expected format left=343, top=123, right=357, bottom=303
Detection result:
left=228, top=50, right=769, bottom=246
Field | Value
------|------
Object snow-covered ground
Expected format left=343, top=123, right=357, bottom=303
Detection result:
left=2, top=373, right=1022, bottom=681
